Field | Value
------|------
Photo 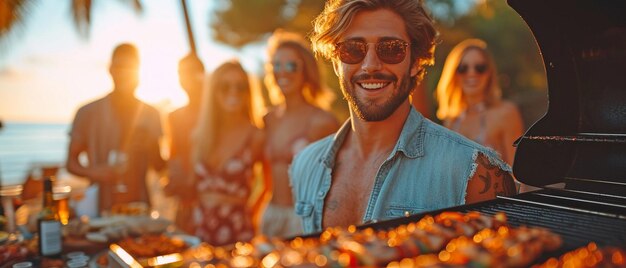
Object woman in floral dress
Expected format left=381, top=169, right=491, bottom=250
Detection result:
left=191, top=60, right=267, bottom=246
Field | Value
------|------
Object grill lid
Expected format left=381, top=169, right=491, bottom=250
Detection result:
left=509, top=0, right=626, bottom=191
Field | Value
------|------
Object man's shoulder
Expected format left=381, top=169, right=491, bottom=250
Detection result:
left=169, top=106, right=185, bottom=116
left=138, top=101, right=160, bottom=115
left=168, top=108, right=181, bottom=121
left=420, top=119, right=503, bottom=161
left=75, top=96, right=108, bottom=115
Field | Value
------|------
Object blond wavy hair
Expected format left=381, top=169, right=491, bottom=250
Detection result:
left=310, top=0, right=437, bottom=85
left=193, top=60, right=265, bottom=164
left=436, top=39, right=502, bottom=121
left=264, top=29, right=335, bottom=110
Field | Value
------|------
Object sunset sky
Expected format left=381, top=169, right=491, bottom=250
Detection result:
left=0, top=0, right=266, bottom=123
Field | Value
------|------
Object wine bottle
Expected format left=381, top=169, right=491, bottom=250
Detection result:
left=37, top=176, right=62, bottom=257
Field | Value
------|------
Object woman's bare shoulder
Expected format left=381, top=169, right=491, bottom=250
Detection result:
left=303, top=106, right=340, bottom=139
left=262, top=107, right=280, bottom=125
left=491, top=100, right=521, bottom=117
left=310, top=107, right=339, bottom=127
left=488, top=100, right=523, bottom=131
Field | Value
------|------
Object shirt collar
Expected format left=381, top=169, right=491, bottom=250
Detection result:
left=322, top=107, right=426, bottom=168
left=394, top=107, right=425, bottom=159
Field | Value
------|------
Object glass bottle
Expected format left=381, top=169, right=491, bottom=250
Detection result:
left=37, top=176, right=62, bottom=257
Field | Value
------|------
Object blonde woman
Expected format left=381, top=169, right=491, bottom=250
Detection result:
left=261, top=30, right=340, bottom=238
left=192, top=60, right=267, bottom=246
left=436, top=39, right=523, bottom=167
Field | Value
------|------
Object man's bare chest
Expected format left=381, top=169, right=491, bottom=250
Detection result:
left=322, top=153, right=386, bottom=228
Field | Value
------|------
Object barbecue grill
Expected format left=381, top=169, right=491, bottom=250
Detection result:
left=500, top=0, right=626, bottom=250
left=363, top=0, right=626, bottom=261
left=143, top=1, right=625, bottom=266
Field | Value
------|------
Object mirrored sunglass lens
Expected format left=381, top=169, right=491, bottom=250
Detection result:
left=457, top=64, right=469, bottom=74
left=338, top=41, right=366, bottom=64
left=377, top=40, right=406, bottom=64
left=475, top=64, right=488, bottom=74
left=273, top=61, right=298, bottom=73
left=272, top=62, right=281, bottom=72
left=285, top=62, right=297, bottom=73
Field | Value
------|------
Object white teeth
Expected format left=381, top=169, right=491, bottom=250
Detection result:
left=360, top=82, right=386, bottom=89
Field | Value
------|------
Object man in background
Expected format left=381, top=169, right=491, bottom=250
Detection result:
left=67, top=43, right=165, bottom=213
left=164, top=53, right=205, bottom=233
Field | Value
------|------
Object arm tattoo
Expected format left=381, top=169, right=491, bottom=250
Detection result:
left=478, top=153, right=517, bottom=197
left=477, top=154, right=506, bottom=177
left=478, top=172, right=491, bottom=194
left=477, top=154, right=494, bottom=194
left=497, top=172, right=517, bottom=196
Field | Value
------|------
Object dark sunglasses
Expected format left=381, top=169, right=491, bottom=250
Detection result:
left=272, top=61, right=299, bottom=73
left=456, top=63, right=488, bottom=74
left=334, top=39, right=410, bottom=64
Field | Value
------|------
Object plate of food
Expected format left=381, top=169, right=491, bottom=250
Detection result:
left=108, top=234, right=189, bottom=267
left=88, top=250, right=108, bottom=268
left=0, top=231, right=8, bottom=243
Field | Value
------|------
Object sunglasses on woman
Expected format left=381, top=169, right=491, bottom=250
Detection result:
left=272, top=61, right=299, bottom=73
left=334, top=39, right=410, bottom=64
left=456, top=63, right=488, bottom=74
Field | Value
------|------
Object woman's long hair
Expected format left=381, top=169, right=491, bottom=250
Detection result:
left=436, top=39, right=502, bottom=121
left=192, top=60, right=265, bottom=165
left=264, top=29, right=335, bottom=110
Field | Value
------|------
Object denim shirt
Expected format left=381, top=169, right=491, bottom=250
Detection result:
left=289, top=107, right=510, bottom=234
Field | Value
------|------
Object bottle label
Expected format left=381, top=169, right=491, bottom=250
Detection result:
left=40, top=220, right=62, bottom=255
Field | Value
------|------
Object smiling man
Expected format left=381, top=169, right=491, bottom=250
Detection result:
left=289, top=0, right=517, bottom=234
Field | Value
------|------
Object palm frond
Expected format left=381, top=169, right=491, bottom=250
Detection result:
left=0, top=0, right=36, bottom=39
left=71, top=0, right=91, bottom=37
left=71, top=0, right=142, bottom=38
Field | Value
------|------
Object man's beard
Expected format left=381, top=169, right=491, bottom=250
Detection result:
left=340, top=71, right=413, bottom=122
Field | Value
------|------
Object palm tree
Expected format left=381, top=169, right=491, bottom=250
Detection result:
left=0, top=0, right=142, bottom=41
left=0, top=0, right=207, bottom=57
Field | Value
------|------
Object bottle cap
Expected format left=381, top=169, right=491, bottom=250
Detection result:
left=66, top=251, right=86, bottom=259
left=12, top=262, right=33, bottom=268
left=66, top=259, right=89, bottom=268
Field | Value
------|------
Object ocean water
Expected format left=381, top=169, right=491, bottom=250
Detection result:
left=0, top=122, right=70, bottom=186
left=0, top=121, right=181, bottom=220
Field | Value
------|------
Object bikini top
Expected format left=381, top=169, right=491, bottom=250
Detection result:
left=265, top=114, right=311, bottom=164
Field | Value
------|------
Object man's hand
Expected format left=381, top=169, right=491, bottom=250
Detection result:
left=88, top=164, right=119, bottom=184
left=67, top=138, right=116, bottom=184
left=465, top=153, right=517, bottom=204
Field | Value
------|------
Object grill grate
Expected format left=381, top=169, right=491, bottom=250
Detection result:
left=460, top=200, right=626, bottom=250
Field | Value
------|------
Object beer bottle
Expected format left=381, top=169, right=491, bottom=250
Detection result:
left=37, top=176, right=62, bottom=257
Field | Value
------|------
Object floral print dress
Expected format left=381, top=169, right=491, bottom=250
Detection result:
left=193, top=139, right=255, bottom=246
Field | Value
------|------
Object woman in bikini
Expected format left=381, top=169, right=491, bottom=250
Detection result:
left=191, top=60, right=268, bottom=246
left=436, top=39, right=524, bottom=170
left=261, top=30, right=340, bottom=238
